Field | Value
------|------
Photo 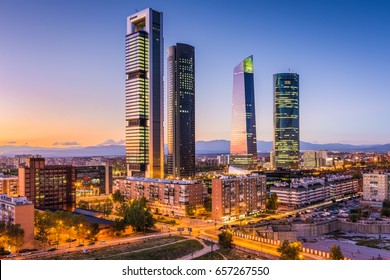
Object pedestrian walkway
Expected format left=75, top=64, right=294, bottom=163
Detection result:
left=178, top=238, right=220, bottom=260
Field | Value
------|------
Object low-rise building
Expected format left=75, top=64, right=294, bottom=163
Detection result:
left=114, top=177, right=205, bottom=217
left=212, top=174, right=266, bottom=221
left=0, top=194, right=34, bottom=249
left=270, top=175, right=359, bottom=208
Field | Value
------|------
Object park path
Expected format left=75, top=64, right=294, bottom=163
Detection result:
left=178, top=238, right=220, bottom=260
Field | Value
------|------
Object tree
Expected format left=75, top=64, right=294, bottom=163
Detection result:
left=124, top=197, right=155, bottom=232
left=6, top=223, right=24, bottom=252
left=0, top=222, right=24, bottom=252
left=204, top=196, right=212, bottom=212
left=329, top=244, right=344, bottom=260
left=383, top=200, right=390, bottom=208
left=113, top=219, right=127, bottom=236
left=112, top=190, right=125, bottom=203
left=101, top=198, right=114, bottom=217
left=117, top=202, right=129, bottom=217
left=381, top=207, right=390, bottom=217
left=277, top=240, right=303, bottom=260
left=218, top=230, right=233, bottom=250
left=349, top=213, right=360, bottom=223
left=266, top=193, right=279, bottom=211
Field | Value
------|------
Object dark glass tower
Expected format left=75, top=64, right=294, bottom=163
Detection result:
left=230, top=56, right=257, bottom=167
left=125, top=8, right=164, bottom=178
left=273, top=73, right=300, bottom=169
left=167, top=43, right=195, bottom=178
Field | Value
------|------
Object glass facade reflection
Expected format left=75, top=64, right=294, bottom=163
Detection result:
left=125, top=8, right=164, bottom=178
left=230, top=56, right=257, bottom=167
left=167, top=43, right=195, bottom=178
left=273, top=73, right=300, bottom=169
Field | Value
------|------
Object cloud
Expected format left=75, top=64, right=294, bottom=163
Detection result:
left=52, top=141, right=81, bottom=146
left=99, top=139, right=125, bottom=146
left=7, top=141, right=16, bottom=144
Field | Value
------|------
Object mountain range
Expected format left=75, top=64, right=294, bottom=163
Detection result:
left=0, top=140, right=389, bottom=157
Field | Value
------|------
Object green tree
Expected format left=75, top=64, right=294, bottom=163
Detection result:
left=124, top=197, right=155, bottom=232
left=266, top=193, right=279, bottom=210
left=0, top=222, right=7, bottom=248
left=6, top=223, right=24, bottom=252
left=277, top=240, right=303, bottom=260
left=101, top=198, right=114, bottom=217
left=329, top=244, right=344, bottom=260
left=34, top=210, right=55, bottom=244
left=349, top=213, right=360, bottom=223
left=112, top=190, right=125, bottom=203
left=381, top=207, right=390, bottom=217
left=117, top=202, right=129, bottom=217
left=218, top=230, right=233, bottom=249
left=204, top=196, right=212, bottom=212
left=113, top=218, right=127, bottom=236
left=383, top=200, right=390, bottom=208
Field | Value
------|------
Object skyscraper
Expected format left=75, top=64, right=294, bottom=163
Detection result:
left=273, top=73, right=300, bottom=169
left=125, top=8, right=164, bottom=178
left=167, top=43, right=195, bottom=178
left=230, top=56, right=257, bottom=168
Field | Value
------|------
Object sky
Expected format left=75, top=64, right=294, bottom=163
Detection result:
left=0, top=0, right=389, bottom=147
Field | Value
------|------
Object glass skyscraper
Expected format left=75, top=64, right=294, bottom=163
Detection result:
left=125, top=8, right=164, bottom=179
left=273, top=73, right=300, bottom=169
left=230, top=56, right=257, bottom=167
left=167, top=43, right=195, bottom=178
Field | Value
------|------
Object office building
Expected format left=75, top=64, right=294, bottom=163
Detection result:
left=75, top=165, right=113, bottom=197
left=302, top=150, right=328, bottom=168
left=363, top=172, right=390, bottom=202
left=0, top=194, right=34, bottom=249
left=114, top=177, right=205, bottom=217
left=273, top=73, right=299, bottom=169
left=212, top=174, right=266, bottom=221
left=230, top=56, right=257, bottom=168
left=167, top=43, right=195, bottom=178
left=125, top=8, right=164, bottom=178
left=18, top=157, right=76, bottom=211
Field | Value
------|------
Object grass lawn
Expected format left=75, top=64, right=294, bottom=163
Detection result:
left=195, top=248, right=268, bottom=260
left=35, top=235, right=191, bottom=260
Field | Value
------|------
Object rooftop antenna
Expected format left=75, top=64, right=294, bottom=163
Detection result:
left=288, top=68, right=291, bottom=73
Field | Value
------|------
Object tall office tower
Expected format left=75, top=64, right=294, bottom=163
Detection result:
left=273, top=73, right=300, bottom=169
left=230, top=56, right=257, bottom=168
left=167, top=43, right=195, bottom=178
left=125, top=8, right=164, bottom=178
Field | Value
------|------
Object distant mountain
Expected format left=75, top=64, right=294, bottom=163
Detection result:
left=1, top=141, right=389, bottom=157
left=0, top=145, right=125, bottom=157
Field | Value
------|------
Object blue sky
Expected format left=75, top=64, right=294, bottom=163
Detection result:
left=0, top=0, right=389, bottom=146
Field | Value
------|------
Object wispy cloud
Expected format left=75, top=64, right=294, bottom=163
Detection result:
left=7, top=141, right=16, bottom=144
left=52, top=141, right=81, bottom=146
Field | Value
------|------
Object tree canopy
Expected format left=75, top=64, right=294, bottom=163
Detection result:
left=266, top=193, right=279, bottom=210
left=218, top=230, right=233, bottom=250
left=0, top=222, right=24, bottom=252
left=123, top=197, right=155, bottom=232
left=277, top=240, right=303, bottom=260
left=329, top=244, right=344, bottom=260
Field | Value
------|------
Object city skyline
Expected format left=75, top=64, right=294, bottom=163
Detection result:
left=1, top=0, right=390, bottom=147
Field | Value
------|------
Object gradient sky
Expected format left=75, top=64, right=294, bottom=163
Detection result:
left=0, top=0, right=389, bottom=147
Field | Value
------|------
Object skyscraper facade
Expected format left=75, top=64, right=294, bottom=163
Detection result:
left=167, top=43, right=195, bottom=178
left=230, top=56, right=257, bottom=167
left=273, top=73, right=300, bottom=169
left=125, top=8, right=164, bottom=178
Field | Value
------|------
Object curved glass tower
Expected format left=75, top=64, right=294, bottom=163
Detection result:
left=273, top=73, right=299, bottom=169
left=230, top=56, right=257, bottom=167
